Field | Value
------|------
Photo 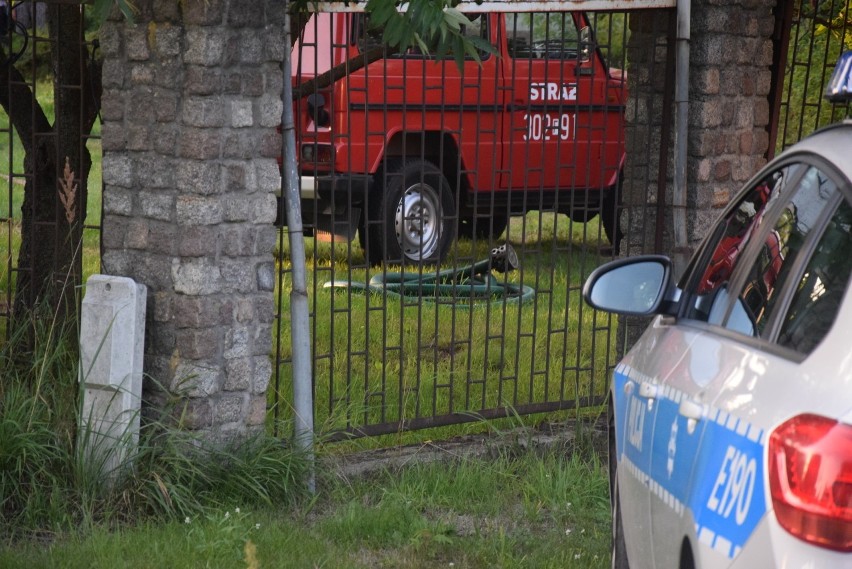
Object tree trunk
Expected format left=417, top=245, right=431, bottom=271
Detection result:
left=0, top=1, right=100, bottom=334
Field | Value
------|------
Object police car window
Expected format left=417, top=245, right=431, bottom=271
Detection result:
left=690, top=164, right=799, bottom=322
left=777, top=199, right=852, bottom=354
left=725, top=166, right=839, bottom=337
left=507, top=13, right=579, bottom=60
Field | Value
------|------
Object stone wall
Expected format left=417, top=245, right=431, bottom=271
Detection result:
left=621, top=0, right=777, bottom=347
left=688, top=0, right=776, bottom=235
left=623, top=1, right=776, bottom=258
left=99, top=0, right=285, bottom=441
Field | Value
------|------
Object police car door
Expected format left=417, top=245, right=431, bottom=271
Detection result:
left=648, top=161, right=842, bottom=567
left=645, top=163, right=803, bottom=568
left=613, top=322, right=691, bottom=568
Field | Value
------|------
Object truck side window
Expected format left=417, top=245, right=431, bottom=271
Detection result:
left=507, top=12, right=579, bottom=60
left=356, top=14, right=488, bottom=58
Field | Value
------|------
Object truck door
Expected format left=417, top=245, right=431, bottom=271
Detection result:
left=498, top=12, right=613, bottom=195
left=345, top=13, right=500, bottom=190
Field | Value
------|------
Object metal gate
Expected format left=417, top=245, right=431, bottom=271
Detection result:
left=771, top=0, right=852, bottom=154
left=272, top=1, right=852, bottom=440
left=272, top=10, right=634, bottom=439
left=0, top=1, right=101, bottom=337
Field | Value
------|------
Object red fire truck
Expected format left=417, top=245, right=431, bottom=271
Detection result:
left=289, top=11, right=626, bottom=264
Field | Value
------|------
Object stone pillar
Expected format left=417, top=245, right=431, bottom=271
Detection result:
left=99, top=0, right=285, bottom=442
left=624, top=1, right=776, bottom=256
left=687, top=0, right=776, bottom=236
left=622, top=0, right=777, bottom=347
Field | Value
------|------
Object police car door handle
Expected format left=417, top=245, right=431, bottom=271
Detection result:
left=638, top=383, right=658, bottom=400
left=678, top=399, right=704, bottom=421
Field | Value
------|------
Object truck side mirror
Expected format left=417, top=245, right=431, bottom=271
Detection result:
left=578, top=26, right=593, bottom=64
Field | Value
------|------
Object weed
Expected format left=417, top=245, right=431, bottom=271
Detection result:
left=0, top=304, right=311, bottom=542
left=185, top=507, right=263, bottom=567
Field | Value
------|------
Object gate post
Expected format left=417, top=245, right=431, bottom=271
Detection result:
left=99, top=0, right=285, bottom=443
left=622, top=1, right=778, bottom=347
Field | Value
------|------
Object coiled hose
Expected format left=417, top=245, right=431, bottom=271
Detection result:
left=323, top=243, right=535, bottom=307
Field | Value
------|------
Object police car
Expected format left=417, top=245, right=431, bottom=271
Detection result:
left=584, top=53, right=852, bottom=568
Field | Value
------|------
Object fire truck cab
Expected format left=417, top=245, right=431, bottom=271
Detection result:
left=289, top=11, right=627, bottom=264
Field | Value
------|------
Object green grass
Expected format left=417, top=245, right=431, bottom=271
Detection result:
left=0, top=309, right=312, bottom=540
left=1, top=438, right=610, bottom=568
left=273, top=211, right=619, bottom=443
left=0, top=307, right=611, bottom=566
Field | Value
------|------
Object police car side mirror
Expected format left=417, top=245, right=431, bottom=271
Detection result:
left=583, top=255, right=675, bottom=316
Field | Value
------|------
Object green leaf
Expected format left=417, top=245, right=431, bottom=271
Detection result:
left=91, top=0, right=137, bottom=24
left=442, top=8, right=472, bottom=31
left=453, top=35, right=465, bottom=70
left=414, top=34, right=431, bottom=55
left=468, top=36, right=498, bottom=58
left=384, top=16, right=403, bottom=48
left=368, top=0, right=396, bottom=28
left=427, top=8, right=445, bottom=37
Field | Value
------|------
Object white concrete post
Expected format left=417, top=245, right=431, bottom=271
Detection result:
left=79, top=275, right=147, bottom=479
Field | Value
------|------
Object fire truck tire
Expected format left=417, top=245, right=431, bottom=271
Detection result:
left=567, top=209, right=596, bottom=223
left=458, top=215, right=508, bottom=241
left=601, top=180, right=624, bottom=253
left=362, top=159, right=457, bottom=265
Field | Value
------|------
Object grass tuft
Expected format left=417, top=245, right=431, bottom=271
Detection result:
left=0, top=300, right=311, bottom=544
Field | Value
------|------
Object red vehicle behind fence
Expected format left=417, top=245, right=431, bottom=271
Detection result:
left=287, top=11, right=627, bottom=264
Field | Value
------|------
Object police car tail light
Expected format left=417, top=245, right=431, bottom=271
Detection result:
left=768, top=414, right=852, bottom=552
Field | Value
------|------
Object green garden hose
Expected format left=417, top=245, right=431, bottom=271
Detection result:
left=323, top=244, right=535, bottom=307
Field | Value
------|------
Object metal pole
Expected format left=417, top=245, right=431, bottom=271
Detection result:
left=672, top=0, right=691, bottom=274
left=281, top=3, right=315, bottom=493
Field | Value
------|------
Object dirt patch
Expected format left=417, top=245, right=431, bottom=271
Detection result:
left=322, top=415, right=608, bottom=481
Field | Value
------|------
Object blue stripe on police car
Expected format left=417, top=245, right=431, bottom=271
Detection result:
left=613, top=365, right=766, bottom=560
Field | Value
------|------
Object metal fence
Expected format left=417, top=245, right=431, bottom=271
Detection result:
left=771, top=0, right=852, bottom=154
left=272, top=0, right=852, bottom=440
left=272, top=10, right=634, bottom=439
left=3, top=0, right=848, bottom=440
left=0, top=1, right=101, bottom=336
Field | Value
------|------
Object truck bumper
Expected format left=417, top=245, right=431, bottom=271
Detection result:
left=276, top=174, right=373, bottom=241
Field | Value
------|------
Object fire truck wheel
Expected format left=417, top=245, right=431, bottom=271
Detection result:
left=362, top=159, right=457, bottom=265
left=601, top=180, right=624, bottom=253
left=458, top=215, right=508, bottom=241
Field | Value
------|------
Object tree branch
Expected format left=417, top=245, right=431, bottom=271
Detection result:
left=292, top=45, right=392, bottom=100
left=0, top=46, right=53, bottom=156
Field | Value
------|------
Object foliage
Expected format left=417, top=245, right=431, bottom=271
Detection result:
left=363, top=0, right=495, bottom=68
left=0, top=303, right=310, bottom=540
left=91, top=0, right=138, bottom=26
left=1, top=427, right=611, bottom=568
left=778, top=1, right=852, bottom=151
